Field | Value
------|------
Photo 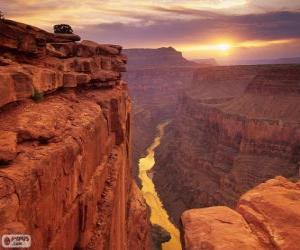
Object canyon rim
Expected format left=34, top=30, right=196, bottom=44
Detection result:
left=1, top=1, right=300, bottom=249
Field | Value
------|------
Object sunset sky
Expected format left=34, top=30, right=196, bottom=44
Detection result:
left=1, top=0, right=300, bottom=62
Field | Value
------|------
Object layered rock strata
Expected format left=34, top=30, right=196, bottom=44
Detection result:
left=154, top=65, right=300, bottom=225
left=181, top=177, right=300, bottom=249
left=0, top=20, right=149, bottom=250
left=124, top=48, right=200, bottom=181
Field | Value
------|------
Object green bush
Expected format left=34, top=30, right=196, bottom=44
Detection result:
left=32, top=89, right=44, bottom=101
left=53, top=24, right=73, bottom=34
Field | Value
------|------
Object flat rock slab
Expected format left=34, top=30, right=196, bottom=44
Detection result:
left=181, top=206, right=264, bottom=250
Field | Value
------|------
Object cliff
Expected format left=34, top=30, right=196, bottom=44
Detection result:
left=181, top=176, right=300, bottom=249
left=124, top=48, right=199, bottom=182
left=0, top=20, right=150, bottom=249
left=153, top=64, right=300, bottom=225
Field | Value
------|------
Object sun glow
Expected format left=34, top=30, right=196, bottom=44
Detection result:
left=217, top=43, right=231, bottom=52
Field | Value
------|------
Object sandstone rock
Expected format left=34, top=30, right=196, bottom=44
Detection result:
left=0, top=19, right=149, bottom=250
left=101, top=56, right=112, bottom=70
left=0, top=131, right=17, bottom=162
left=76, top=44, right=95, bottom=57
left=112, top=56, right=127, bottom=72
left=237, top=176, right=300, bottom=249
left=0, top=20, right=129, bottom=109
left=52, top=33, right=81, bottom=42
left=46, top=43, right=67, bottom=58
left=127, top=182, right=150, bottom=250
left=0, top=22, right=38, bottom=53
left=49, top=42, right=77, bottom=58
left=24, top=66, right=63, bottom=93
left=10, top=70, right=34, bottom=99
left=0, top=74, right=16, bottom=107
left=181, top=206, right=264, bottom=250
left=81, top=40, right=120, bottom=55
left=73, top=58, right=99, bottom=73
left=63, top=72, right=91, bottom=87
left=91, top=70, right=120, bottom=83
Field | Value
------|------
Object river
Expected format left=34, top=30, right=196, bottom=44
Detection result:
left=138, top=121, right=182, bottom=250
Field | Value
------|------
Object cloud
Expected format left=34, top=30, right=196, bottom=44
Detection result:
left=77, top=10, right=300, bottom=47
left=1, top=0, right=300, bottom=59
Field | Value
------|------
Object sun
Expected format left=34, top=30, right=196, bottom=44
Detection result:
left=217, top=43, right=231, bottom=52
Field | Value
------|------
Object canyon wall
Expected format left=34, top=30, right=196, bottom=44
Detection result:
left=0, top=20, right=150, bottom=250
left=181, top=177, right=300, bottom=249
left=154, top=65, right=300, bottom=225
left=124, top=48, right=201, bottom=180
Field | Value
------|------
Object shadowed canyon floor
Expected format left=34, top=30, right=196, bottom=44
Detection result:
left=138, top=122, right=181, bottom=250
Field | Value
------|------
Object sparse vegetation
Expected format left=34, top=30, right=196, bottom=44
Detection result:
left=53, top=24, right=73, bottom=34
left=32, top=89, right=44, bottom=101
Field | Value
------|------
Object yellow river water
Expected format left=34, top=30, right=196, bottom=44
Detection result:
left=138, top=122, right=182, bottom=250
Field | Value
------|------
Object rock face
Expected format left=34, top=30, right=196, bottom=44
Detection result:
left=154, top=65, right=300, bottom=225
left=181, top=177, right=300, bottom=250
left=0, top=20, right=149, bottom=250
left=151, top=225, right=171, bottom=250
left=124, top=48, right=200, bottom=181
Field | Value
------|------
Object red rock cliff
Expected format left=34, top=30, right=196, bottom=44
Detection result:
left=0, top=20, right=150, bottom=250
left=153, top=65, right=300, bottom=225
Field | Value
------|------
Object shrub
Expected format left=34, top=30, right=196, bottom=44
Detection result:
left=32, top=89, right=44, bottom=101
left=53, top=24, right=73, bottom=34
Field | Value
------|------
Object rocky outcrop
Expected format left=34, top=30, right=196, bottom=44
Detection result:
left=181, top=177, right=300, bottom=249
left=154, top=65, right=300, bottom=226
left=124, top=48, right=200, bottom=182
left=151, top=225, right=171, bottom=250
left=0, top=20, right=149, bottom=250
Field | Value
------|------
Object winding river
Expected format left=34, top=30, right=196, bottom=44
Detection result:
left=138, top=122, right=182, bottom=250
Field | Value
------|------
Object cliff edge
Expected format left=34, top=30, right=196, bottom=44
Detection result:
left=0, top=20, right=150, bottom=250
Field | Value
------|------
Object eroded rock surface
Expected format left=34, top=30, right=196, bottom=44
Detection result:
left=154, top=65, right=300, bottom=225
left=182, top=177, right=300, bottom=250
left=0, top=20, right=149, bottom=250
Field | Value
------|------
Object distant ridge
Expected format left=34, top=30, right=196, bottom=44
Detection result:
left=273, top=57, right=300, bottom=64
left=193, top=58, right=217, bottom=65
left=224, top=57, right=300, bottom=65
left=124, top=47, right=198, bottom=68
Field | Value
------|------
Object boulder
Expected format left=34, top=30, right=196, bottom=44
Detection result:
left=237, top=177, right=300, bottom=249
left=181, top=206, right=264, bottom=250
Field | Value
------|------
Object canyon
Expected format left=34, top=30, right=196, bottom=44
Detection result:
left=153, top=64, right=300, bottom=227
left=123, top=47, right=201, bottom=181
left=0, top=18, right=300, bottom=250
left=0, top=20, right=150, bottom=250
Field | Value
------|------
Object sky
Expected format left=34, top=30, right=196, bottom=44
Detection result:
left=1, top=0, right=300, bottom=61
